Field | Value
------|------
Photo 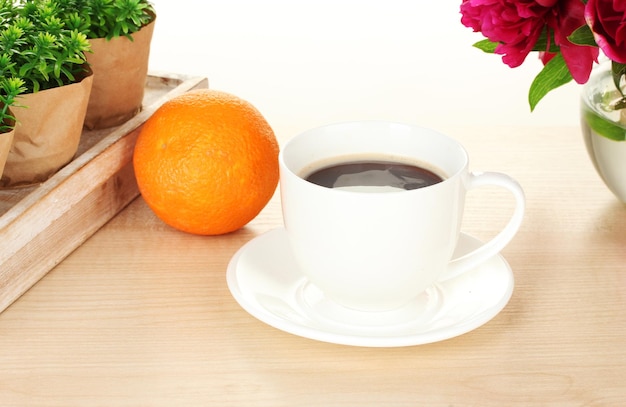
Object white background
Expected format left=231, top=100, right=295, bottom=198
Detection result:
left=147, top=0, right=581, bottom=137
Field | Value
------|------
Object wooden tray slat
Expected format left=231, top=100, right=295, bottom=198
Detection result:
left=0, top=73, right=209, bottom=313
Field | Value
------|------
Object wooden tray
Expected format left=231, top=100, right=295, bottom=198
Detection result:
left=0, top=72, right=209, bottom=314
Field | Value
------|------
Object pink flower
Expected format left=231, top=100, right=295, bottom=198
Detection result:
left=460, top=0, right=551, bottom=68
left=535, top=0, right=558, bottom=6
left=545, top=0, right=599, bottom=83
left=461, top=0, right=598, bottom=84
left=585, top=0, right=626, bottom=64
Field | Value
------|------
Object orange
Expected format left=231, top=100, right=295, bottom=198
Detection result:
left=133, top=89, right=279, bottom=235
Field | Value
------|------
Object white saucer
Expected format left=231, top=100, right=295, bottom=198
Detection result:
left=226, top=228, right=514, bottom=347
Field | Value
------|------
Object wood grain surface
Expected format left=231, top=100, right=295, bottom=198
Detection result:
left=0, top=125, right=625, bottom=406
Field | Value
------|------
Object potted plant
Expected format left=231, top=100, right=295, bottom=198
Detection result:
left=59, top=0, right=157, bottom=129
left=459, top=0, right=626, bottom=202
left=0, top=77, right=26, bottom=178
left=0, top=0, right=93, bottom=187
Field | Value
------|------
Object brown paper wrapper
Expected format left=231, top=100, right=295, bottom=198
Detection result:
left=0, top=71, right=93, bottom=187
left=0, top=127, right=15, bottom=178
left=84, top=17, right=156, bottom=130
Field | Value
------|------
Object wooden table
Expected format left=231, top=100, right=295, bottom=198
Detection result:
left=1, top=125, right=625, bottom=406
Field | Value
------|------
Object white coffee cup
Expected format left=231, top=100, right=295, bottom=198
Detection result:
left=279, top=121, right=525, bottom=311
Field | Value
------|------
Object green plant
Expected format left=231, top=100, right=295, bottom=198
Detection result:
left=0, top=0, right=91, bottom=93
left=58, top=0, right=155, bottom=40
left=0, top=77, right=26, bottom=133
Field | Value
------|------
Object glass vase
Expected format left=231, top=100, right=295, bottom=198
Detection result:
left=580, top=63, right=626, bottom=203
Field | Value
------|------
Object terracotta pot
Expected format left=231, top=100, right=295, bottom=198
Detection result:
left=0, top=69, right=94, bottom=187
left=83, top=15, right=156, bottom=130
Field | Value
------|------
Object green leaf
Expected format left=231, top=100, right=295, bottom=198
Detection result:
left=568, top=25, right=597, bottom=46
left=473, top=39, right=498, bottom=54
left=528, top=53, right=573, bottom=111
left=53, top=58, right=61, bottom=78
left=583, top=109, right=626, bottom=141
left=532, top=28, right=560, bottom=53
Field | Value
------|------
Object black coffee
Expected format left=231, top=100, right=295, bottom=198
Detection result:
left=304, top=160, right=444, bottom=191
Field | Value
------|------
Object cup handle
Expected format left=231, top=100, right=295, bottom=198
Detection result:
left=439, top=171, right=525, bottom=282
